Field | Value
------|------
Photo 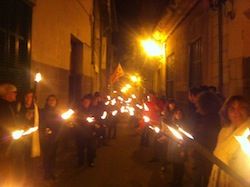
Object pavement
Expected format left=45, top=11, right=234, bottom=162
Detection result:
left=34, top=116, right=170, bottom=187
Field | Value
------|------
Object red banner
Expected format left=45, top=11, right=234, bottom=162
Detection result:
left=110, top=64, right=125, bottom=84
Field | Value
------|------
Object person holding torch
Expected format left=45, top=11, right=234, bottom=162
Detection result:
left=40, top=94, right=62, bottom=180
left=75, top=94, right=96, bottom=167
left=191, top=91, right=222, bottom=187
left=208, top=96, right=250, bottom=187
left=0, top=83, right=21, bottom=185
left=0, top=83, right=18, bottom=147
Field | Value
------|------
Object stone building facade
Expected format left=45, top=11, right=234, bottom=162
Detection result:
left=154, top=0, right=250, bottom=101
left=0, top=0, right=115, bottom=106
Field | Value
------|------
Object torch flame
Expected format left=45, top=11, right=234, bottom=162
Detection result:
left=154, top=126, right=160, bottom=133
left=125, top=98, right=132, bottom=103
left=118, top=96, right=124, bottom=101
left=22, top=127, right=38, bottom=136
left=107, top=95, right=111, bottom=100
left=35, top=72, right=42, bottom=82
left=61, top=109, right=75, bottom=120
left=136, top=104, right=143, bottom=110
left=120, top=106, right=128, bottom=113
left=112, top=110, right=118, bottom=116
left=111, top=98, right=117, bottom=105
left=86, top=117, right=95, bottom=123
left=105, top=101, right=110, bottom=105
left=178, top=127, right=194, bottom=140
left=143, top=103, right=149, bottom=111
left=12, top=130, right=24, bottom=140
left=12, top=127, right=38, bottom=140
left=167, top=126, right=183, bottom=140
left=101, top=111, right=108, bottom=119
left=131, top=94, right=136, bottom=99
left=149, top=126, right=160, bottom=133
left=235, top=128, right=250, bottom=156
left=120, top=106, right=125, bottom=113
left=147, top=96, right=150, bottom=101
left=143, top=115, right=150, bottom=123
left=128, top=106, right=135, bottom=116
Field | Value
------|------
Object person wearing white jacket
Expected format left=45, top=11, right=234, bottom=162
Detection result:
left=208, top=95, right=250, bottom=187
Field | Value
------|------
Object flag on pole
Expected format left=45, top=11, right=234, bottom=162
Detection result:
left=110, top=63, right=125, bottom=84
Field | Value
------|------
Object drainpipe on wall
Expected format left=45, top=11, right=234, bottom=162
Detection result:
left=99, top=10, right=103, bottom=92
left=218, top=0, right=224, bottom=93
left=91, top=0, right=96, bottom=92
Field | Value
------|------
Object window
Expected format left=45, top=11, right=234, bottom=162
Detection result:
left=0, top=0, right=32, bottom=89
left=189, top=38, right=202, bottom=87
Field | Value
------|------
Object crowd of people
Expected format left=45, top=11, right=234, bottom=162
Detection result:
left=0, top=83, right=117, bottom=186
left=136, top=85, right=250, bottom=187
left=0, top=82, right=250, bottom=187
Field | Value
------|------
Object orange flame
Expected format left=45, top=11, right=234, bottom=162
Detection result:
left=61, top=109, right=75, bottom=120
left=143, top=115, right=150, bottom=123
left=86, top=117, right=95, bottom=123
left=235, top=128, right=250, bottom=156
left=178, top=127, right=194, bottom=140
left=143, top=103, right=149, bottom=111
left=12, top=127, right=38, bottom=140
left=167, top=126, right=183, bottom=140
left=112, top=110, right=118, bottom=116
left=101, top=111, right=108, bottom=119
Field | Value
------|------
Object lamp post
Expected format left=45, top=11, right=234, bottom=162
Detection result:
left=140, top=38, right=165, bottom=58
left=140, top=38, right=165, bottom=94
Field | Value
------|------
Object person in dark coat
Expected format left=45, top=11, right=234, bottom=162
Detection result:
left=0, top=83, right=22, bottom=185
left=0, top=83, right=18, bottom=144
left=167, top=108, right=187, bottom=187
left=40, top=95, right=62, bottom=180
left=191, top=91, right=223, bottom=187
left=89, top=93, right=107, bottom=146
left=75, top=94, right=96, bottom=167
left=106, top=101, right=118, bottom=139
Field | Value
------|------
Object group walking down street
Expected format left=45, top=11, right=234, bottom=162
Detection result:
left=1, top=82, right=250, bottom=187
left=1, top=0, right=250, bottom=186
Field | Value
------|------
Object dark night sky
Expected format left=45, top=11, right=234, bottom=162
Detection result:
left=113, top=0, right=170, bottom=69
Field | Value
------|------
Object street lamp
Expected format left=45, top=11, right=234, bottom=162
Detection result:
left=130, top=75, right=141, bottom=84
left=140, top=39, right=165, bottom=57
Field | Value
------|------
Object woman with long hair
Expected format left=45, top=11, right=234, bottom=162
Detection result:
left=208, top=96, right=250, bottom=187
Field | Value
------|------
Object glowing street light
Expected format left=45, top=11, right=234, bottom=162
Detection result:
left=141, top=39, right=165, bottom=57
left=130, top=75, right=141, bottom=84
left=121, top=84, right=132, bottom=93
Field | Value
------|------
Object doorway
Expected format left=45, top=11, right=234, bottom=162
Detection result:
left=69, top=35, right=83, bottom=105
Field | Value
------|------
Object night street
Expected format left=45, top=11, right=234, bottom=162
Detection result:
left=1, top=0, right=250, bottom=187
left=34, top=116, right=168, bottom=187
